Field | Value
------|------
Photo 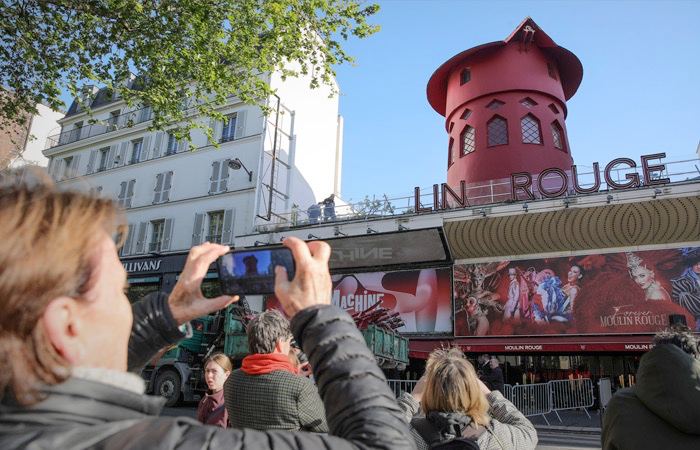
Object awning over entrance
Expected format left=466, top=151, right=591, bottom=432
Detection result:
left=408, top=335, right=655, bottom=357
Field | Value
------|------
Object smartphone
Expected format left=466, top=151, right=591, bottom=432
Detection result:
left=217, top=246, right=295, bottom=295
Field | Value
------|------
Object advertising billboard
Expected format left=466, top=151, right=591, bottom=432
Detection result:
left=267, top=267, right=453, bottom=333
left=454, top=247, right=700, bottom=337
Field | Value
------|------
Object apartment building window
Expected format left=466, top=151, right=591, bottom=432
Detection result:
left=71, top=122, right=83, bottom=143
left=139, top=105, right=152, bottom=123
left=166, top=132, right=178, bottom=155
left=192, top=210, right=234, bottom=246
left=221, top=114, right=237, bottom=142
left=108, top=110, right=120, bottom=130
left=117, top=179, right=136, bottom=208
left=207, top=211, right=225, bottom=243
left=153, top=171, right=173, bottom=204
left=130, top=139, right=143, bottom=164
left=98, top=147, right=110, bottom=171
left=149, top=219, right=165, bottom=252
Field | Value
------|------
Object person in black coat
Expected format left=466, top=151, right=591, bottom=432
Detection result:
left=0, top=176, right=413, bottom=450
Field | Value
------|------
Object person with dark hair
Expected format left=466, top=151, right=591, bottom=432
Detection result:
left=602, top=326, right=700, bottom=449
left=224, top=309, right=328, bottom=432
left=0, top=169, right=413, bottom=450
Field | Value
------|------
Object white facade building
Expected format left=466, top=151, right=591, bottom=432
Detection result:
left=47, top=72, right=343, bottom=256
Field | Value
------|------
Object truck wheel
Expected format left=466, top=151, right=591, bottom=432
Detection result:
left=154, top=369, right=181, bottom=407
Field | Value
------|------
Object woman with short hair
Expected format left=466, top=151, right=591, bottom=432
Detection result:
left=398, top=348, right=537, bottom=450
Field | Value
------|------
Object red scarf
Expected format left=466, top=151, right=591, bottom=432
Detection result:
left=241, top=353, right=299, bottom=375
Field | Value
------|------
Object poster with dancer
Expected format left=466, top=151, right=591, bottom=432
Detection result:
left=266, top=267, right=453, bottom=333
left=454, top=246, right=700, bottom=337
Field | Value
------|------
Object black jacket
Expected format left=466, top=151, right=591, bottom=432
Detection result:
left=0, top=294, right=414, bottom=450
left=602, top=344, right=700, bottom=450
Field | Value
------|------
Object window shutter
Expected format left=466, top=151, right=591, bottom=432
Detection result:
left=126, top=179, right=136, bottom=208
left=122, top=224, right=135, bottom=256
left=47, top=158, right=55, bottom=178
left=222, top=209, right=235, bottom=244
left=209, top=161, right=220, bottom=194
left=235, top=110, right=246, bottom=139
left=142, top=136, right=152, bottom=161
left=192, top=213, right=205, bottom=246
left=135, top=222, right=148, bottom=254
left=118, top=181, right=127, bottom=205
left=162, top=171, right=173, bottom=202
left=177, top=139, right=186, bottom=154
left=153, top=173, right=164, bottom=204
left=219, top=159, right=230, bottom=192
left=207, top=118, right=216, bottom=145
left=69, top=154, right=81, bottom=177
left=107, top=145, right=117, bottom=169
left=161, top=218, right=174, bottom=251
left=152, top=132, right=164, bottom=158
left=214, top=120, right=224, bottom=144
left=86, top=150, right=97, bottom=174
left=114, top=141, right=129, bottom=167
left=56, top=159, right=66, bottom=180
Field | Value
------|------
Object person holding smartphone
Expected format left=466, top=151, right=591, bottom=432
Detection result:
left=0, top=169, right=414, bottom=450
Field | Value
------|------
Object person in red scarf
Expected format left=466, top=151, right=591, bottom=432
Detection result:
left=223, top=309, right=327, bottom=432
left=197, top=353, right=232, bottom=428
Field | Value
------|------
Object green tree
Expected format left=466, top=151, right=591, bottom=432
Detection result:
left=0, top=0, right=379, bottom=141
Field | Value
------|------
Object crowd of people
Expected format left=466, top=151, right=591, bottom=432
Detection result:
left=1, top=168, right=698, bottom=450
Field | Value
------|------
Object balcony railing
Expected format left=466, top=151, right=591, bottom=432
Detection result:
left=255, top=157, right=700, bottom=232
left=46, top=106, right=153, bottom=149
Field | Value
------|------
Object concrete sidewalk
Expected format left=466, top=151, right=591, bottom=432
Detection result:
left=529, top=408, right=602, bottom=432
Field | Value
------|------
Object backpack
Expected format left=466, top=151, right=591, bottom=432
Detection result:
left=412, top=418, right=481, bottom=450
left=429, top=437, right=480, bottom=450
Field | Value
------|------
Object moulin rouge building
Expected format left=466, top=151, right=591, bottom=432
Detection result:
left=112, top=18, right=699, bottom=388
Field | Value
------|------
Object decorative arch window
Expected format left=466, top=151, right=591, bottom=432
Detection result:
left=460, top=68, right=471, bottom=85
left=487, top=116, right=508, bottom=147
left=551, top=121, right=566, bottom=152
left=461, top=126, right=475, bottom=155
left=448, top=138, right=455, bottom=168
left=521, top=113, right=542, bottom=144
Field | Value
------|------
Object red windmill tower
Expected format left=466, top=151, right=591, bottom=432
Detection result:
left=426, top=17, right=583, bottom=202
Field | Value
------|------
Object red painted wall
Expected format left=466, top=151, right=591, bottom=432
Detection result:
left=441, top=42, right=575, bottom=186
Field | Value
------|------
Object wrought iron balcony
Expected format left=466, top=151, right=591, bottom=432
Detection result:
left=46, top=106, right=153, bottom=149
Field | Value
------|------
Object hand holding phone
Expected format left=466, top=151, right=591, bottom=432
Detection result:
left=273, top=237, right=332, bottom=317
left=218, top=246, right=296, bottom=296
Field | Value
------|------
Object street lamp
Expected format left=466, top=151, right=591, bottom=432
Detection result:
left=228, top=158, right=253, bottom=182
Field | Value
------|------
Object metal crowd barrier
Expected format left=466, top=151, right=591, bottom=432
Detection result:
left=386, top=379, right=418, bottom=398
left=388, top=378, right=595, bottom=425
left=508, top=382, right=553, bottom=425
left=547, top=378, right=595, bottom=422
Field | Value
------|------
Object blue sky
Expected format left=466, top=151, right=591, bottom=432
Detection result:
left=335, top=0, right=700, bottom=202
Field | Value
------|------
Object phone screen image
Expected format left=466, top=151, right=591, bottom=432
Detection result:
left=218, top=247, right=295, bottom=295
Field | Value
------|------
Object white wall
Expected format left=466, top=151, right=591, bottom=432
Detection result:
left=270, top=65, right=341, bottom=212
left=9, top=104, right=63, bottom=168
